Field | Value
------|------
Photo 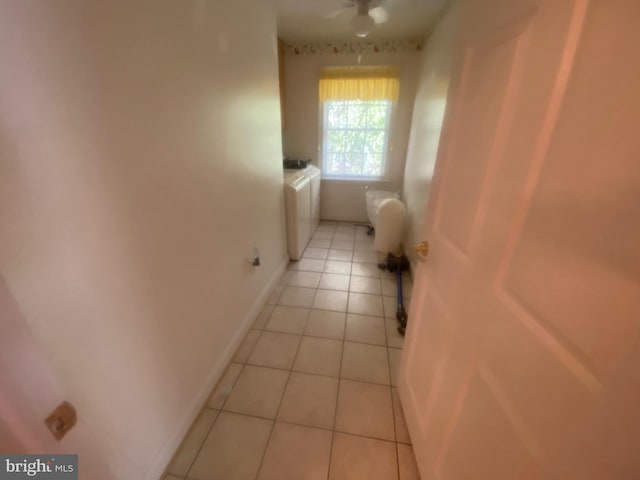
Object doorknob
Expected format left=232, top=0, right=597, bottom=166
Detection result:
left=414, top=241, right=429, bottom=262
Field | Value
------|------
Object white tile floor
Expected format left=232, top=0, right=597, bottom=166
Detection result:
left=165, top=222, right=418, bottom=480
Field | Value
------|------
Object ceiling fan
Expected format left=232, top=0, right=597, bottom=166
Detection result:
left=327, top=0, right=391, bottom=38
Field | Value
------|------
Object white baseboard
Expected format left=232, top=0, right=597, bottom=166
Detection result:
left=143, top=259, right=288, bottom=480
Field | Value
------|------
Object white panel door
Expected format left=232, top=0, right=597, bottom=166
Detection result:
left=399, top=1, right=640, bottom=479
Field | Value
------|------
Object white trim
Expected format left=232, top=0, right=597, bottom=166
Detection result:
left=321, top=175, right=387, bottom=182
left=143, top=259, right=288, bottom=480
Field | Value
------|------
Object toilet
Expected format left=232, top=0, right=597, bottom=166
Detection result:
left=365, top=189, right=399, bottom=229
left=365, top=189, right=406, bottom=255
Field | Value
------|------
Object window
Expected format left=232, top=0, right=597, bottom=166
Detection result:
left=323, top=99, right=391, bottom=177
left=319, top=66, right=399, bottom=179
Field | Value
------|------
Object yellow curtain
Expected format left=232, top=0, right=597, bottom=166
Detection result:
left=319, top=66, right=400, bottom=102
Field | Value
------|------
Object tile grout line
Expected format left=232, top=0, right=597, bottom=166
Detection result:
left=195, top=409, right=405, bottom=445
left=382, top=292, right=403, bottom=480
left=180, top=297, right=280, bottom=478
left=202, top=296, right=281, bottom=480
left=182, top=407, right=222, bottom=480
left=252, top=293, right=311, bottom=480
left=305, top=227, right=340, bottom=480
left=326, top=232, right=349, bottom=480
left=234, top=355, right=396, bottom=388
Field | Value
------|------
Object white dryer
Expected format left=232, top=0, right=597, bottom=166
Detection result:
left=284, top=170, right=312, bottom=260
left=303, top=165, right=321, bottom=233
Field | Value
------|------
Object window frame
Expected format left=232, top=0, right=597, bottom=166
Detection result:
left=320, top=98, right=394, bottom=181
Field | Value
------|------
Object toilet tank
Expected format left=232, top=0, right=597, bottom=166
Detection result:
left=365, top=190, right=399, bottom=228
left=374, top=198, right=406, bottom=255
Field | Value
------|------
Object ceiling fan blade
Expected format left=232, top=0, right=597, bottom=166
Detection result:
left=279, top=0, right=352, bottom=16
left=368, top=6, right=389, bottom=24
left=323, top=0, right=357, bottom=18
left=325, top=8, right=346, bottom=19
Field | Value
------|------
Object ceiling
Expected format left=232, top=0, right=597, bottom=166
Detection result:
left=275, top=0, right=448, bottom=43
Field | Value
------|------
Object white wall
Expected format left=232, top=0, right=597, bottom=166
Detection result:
left=283, top=49, right=421, bottom=222
left=402, top=4, right=459, bottom=265
left=0, top=1, right=286, bottom=478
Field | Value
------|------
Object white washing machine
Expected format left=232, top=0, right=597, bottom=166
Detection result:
left=284, top=170, right=312, bottom=260
left=303, top=165, right=321, bottom=234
